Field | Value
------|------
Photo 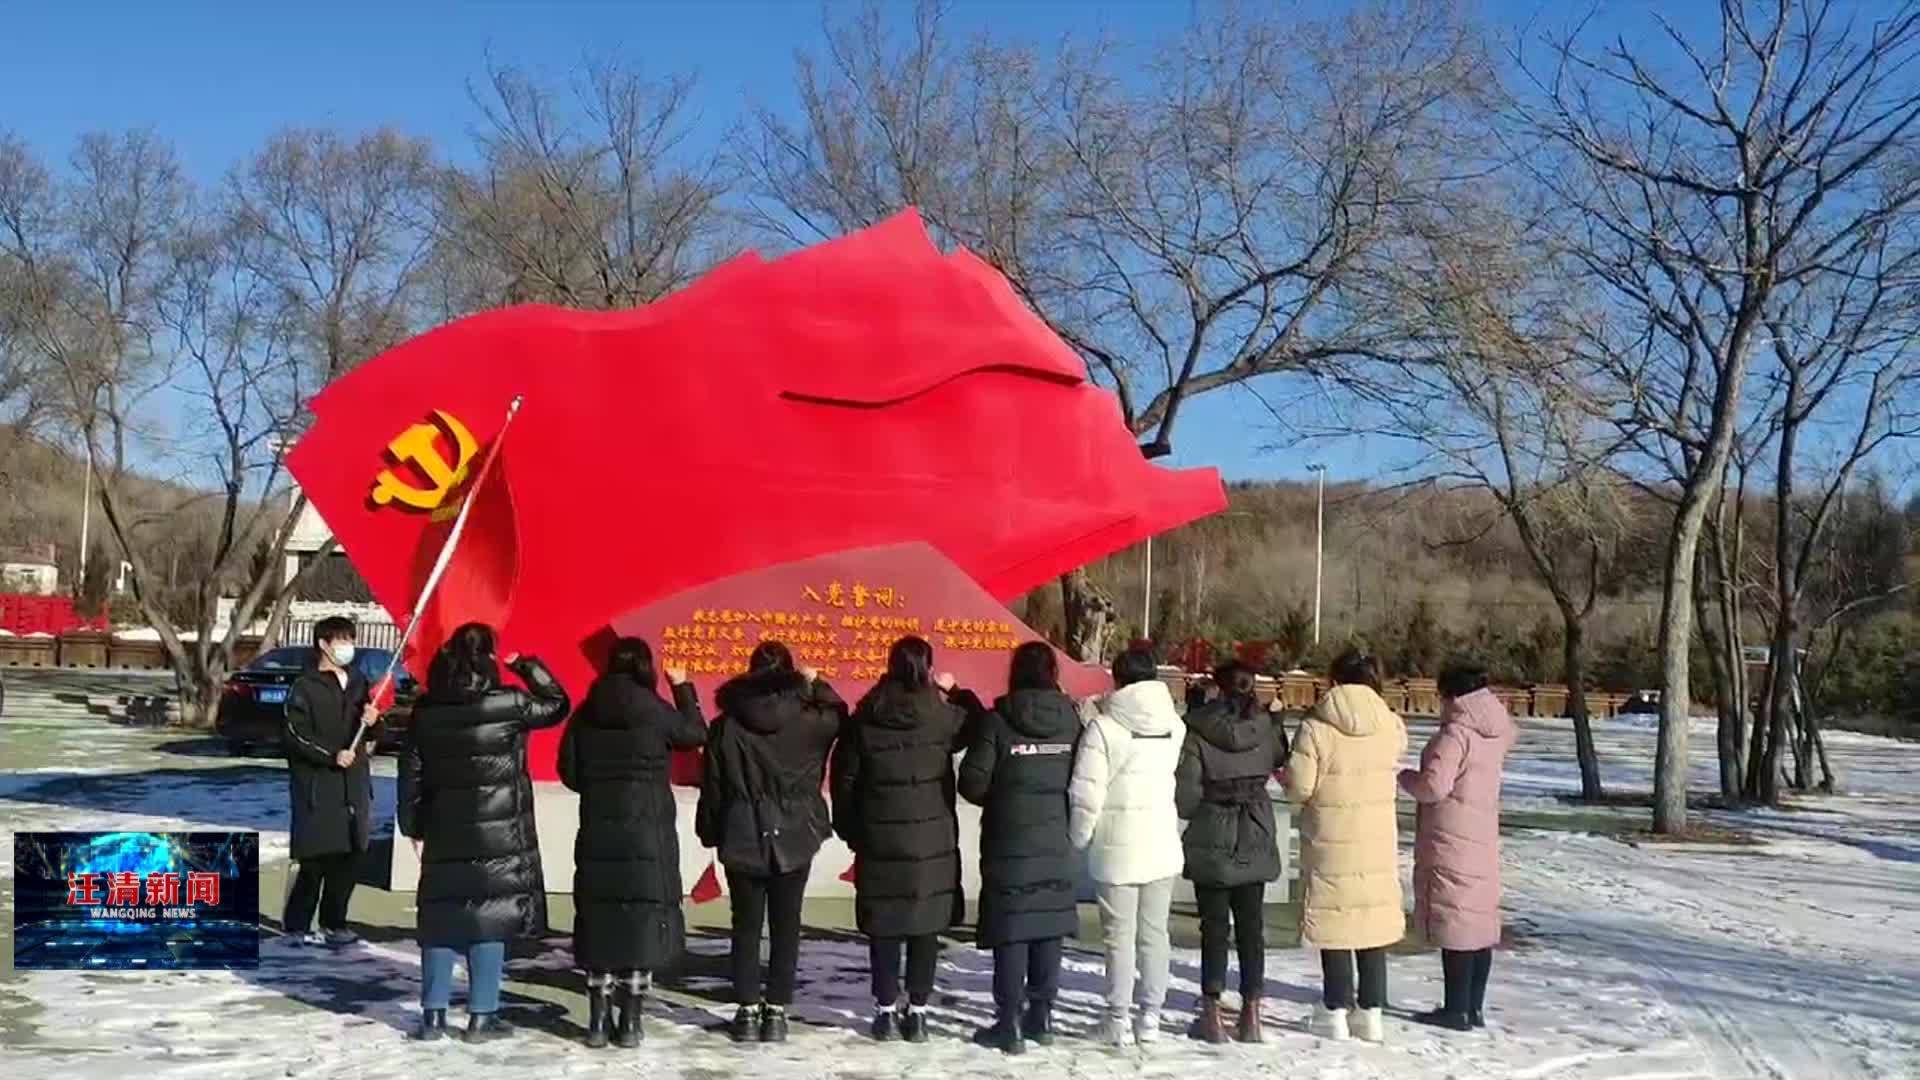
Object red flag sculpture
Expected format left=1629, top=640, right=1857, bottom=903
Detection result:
left=287, top=209, right=1227, bottom=782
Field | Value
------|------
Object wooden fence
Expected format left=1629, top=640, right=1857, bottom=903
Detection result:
left=1160, top=668, right=1638, bottom=719
left=0, top=633, right=266, bottom=672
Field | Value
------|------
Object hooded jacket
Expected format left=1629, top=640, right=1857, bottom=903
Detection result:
left=558, top=673, right=707, bottom=972
left=1284, top=682, right=1408, bottom=950
left=832, top=680, right=972, bottom=938
left=1175, top=695, right=1284, bottom=888
left=957, top=687, right=1081, bottom=947
left=1069, top=679, right=1187, bottom=886
left=1400, top=687, right=1516, bottom=950
left=695, top=668, right=846, bottom=877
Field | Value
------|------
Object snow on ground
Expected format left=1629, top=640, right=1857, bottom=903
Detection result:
left=2, top=672, right=1916, bottom=1079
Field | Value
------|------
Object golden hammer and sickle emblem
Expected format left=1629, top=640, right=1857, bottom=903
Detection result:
left=371, top=410, right=479, bottom=510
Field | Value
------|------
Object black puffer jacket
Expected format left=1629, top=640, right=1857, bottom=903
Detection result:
left=558, top=674, right=707, bottom=973
left=957, top=688, right=1080, bottom=947
left=833, top=681, right=971, bottom=938
left=283, top=663, right=374, bottom=860
left=696, top=670, right=845, bottom=877
left=1174, top=696, right=1284, bottom=887
left=399, top=657, right=570, bottom=947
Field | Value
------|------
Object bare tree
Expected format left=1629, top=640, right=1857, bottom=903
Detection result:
left=229, top=128, right=436, bottom=384
left=742, top=0, right=1494, bottom=658
left=1520, top=0, right=1920, bottom=832
left=0, top=128, right=434, bottom=725
left=1695, top=442, right=1762, bottom=802
left=1795, top=473, right=1913, bottom=786
left=0, top=134, right=54, bottom=431
left=435, top=57, right=729, bottom=313
left=1364, top=202, right=1621, bottom=799
left=1747, top=220, right=1920, bottom=804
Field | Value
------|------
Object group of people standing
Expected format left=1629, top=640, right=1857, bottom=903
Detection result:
left=280, top=616, right=1517, bottom=1053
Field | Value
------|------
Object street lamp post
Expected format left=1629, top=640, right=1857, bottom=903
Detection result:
left=78, top=458, right=92, bottom=590
left=1143, top=534, right=1153, bottom=638
left=1308, top=464, right=1327, bottom=645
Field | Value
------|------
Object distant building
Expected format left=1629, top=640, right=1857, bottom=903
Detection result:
left=0, top=544, right=59, bottom=596
left=282, top=479, right=386, bottom=610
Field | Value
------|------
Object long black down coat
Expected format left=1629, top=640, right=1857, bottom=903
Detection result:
left=956, top=688, right=1081, bottom=948
left=833, top=681, right=972, bottom=939
left=283, top=663, right=374, bottom=860
left=696, top=670, right=846, bottom=877
left=399, top=657, right=570, bottom=947
left=558, top=674, right=707, bottom=973
left=1174, top=696, right=1284, bottom=888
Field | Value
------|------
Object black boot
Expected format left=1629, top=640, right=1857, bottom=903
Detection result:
left=759, top=1003, right=789, bottom=1043
left=614, top=985, right=644, bottom=1047
left=972, top=1013, right=1026, bottom=1055
left=465, top=1012, right=515, bottom=1043
left=728, top=1005, right=758, bottom=1043
left=584, top=985, right=611, bottom=1048
left=1022, top=1000, right=1055, bottom=1047
left=1417, top=949, right=1474, bottom=1032
left=413, top=1008, right=448, bottom=1041
left=1412, top=1007, right=1473, bottom=1031
left=1469, top=948, right=1493, bottom=1030
left=870, top=1006, right=899, bottom=1041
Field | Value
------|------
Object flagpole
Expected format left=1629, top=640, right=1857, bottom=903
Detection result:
left=349, top=394, right=524, bottom=750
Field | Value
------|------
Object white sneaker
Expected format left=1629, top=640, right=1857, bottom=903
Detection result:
left=1353, top=1006, right=1385, bottom=1043
left=1134, top=1008, right=1162, bottom=1044
left=1099, top=1010, right=1136, bottom=1047
left=1311, top=1004, right=1350, bottom=1040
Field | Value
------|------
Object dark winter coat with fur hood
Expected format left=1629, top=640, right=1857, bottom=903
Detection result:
left=696, top=669, right=846, bottom=877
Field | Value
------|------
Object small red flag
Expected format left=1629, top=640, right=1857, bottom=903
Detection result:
left=839, top=857, right=858, bottom=884
left=690, top=860, right=723, bottom=903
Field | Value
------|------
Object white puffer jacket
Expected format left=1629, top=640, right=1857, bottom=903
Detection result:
left=1069, top=679, right=1187, bottom=885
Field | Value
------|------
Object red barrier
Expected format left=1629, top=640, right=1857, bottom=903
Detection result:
left=0, top=594, right=106, bottom=636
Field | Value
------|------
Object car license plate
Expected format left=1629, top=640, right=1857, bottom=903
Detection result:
left=258, top=687, right=287, bottom=704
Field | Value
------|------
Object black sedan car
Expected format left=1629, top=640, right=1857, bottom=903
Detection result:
left=214, top=646, right=418, bottom=755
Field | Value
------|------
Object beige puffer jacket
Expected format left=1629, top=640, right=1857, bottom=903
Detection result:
left=1284, top=683, right=1409, bottom=950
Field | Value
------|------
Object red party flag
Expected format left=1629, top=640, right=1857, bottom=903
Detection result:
left=839, top=858, right=858, bottom=884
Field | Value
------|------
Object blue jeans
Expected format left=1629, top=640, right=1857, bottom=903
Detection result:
left=421, top=941, right=507, bottom=1013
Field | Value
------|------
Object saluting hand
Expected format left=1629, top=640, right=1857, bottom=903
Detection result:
left=665, top=665, right=689, bottom=686
left=934, top=672, right=956, bottom=693
left=798, top=665, right=819, bottom=683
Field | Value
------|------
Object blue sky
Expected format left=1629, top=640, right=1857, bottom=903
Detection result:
left=5, top=0, right=1588, bottom=484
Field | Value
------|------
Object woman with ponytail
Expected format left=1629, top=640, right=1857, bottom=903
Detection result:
left=558, top=636, right=707, bottom=1048
left=1174, top=660, right=1286, bottom=1043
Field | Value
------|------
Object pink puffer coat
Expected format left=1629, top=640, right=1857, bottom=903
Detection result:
left=1399, top=688, right=1516, bottom=951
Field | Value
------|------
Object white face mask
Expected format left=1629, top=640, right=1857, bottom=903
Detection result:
left=327, top=642, right=356, bottom=668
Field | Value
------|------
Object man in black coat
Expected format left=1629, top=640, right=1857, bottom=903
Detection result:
left=955, top=642, right=1082, bottom=1054
left=696, top=643, right=846, bottom=1043
left=282, top=616, right=379, bottom=946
